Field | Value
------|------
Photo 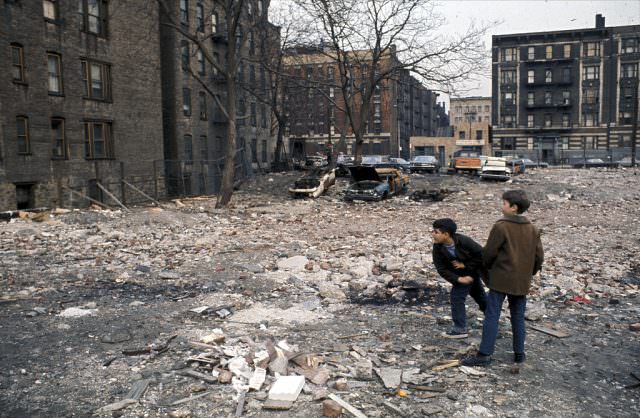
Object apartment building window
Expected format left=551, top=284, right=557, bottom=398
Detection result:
left=51, top=118, right=66, bottom=158
left=47, top=53, right=63, bottom=94
left=260, top=67, right=266, bottom=91
left=527, top=46, right=535, bottom=60
left=563, top=44, right=571, bottom=58
left=582, top=113, right=598, bottom=127
left=562, top=67, right=571, bottom=83
left=527, top=69, right=535, bottom=84
left=501, top=69, right=516, bottom=85
left=544, top=91, right=552, bottom=105
left=79, top=0, right=108, bottom=37
left=622, top=38, right=639, bottom=54
left=476, top=130, right=483, bottom=140
left=81, top=59, right=111, bottom=100
left=84, top=120, right=113, bottom=159
left=247, top=138, right=256, bottom=163
left=562, top=114, right=570, bottom=127
left=197, top=49, right=205, bottom=75
left=621, top=86, right=634, bottom=99
left=200, top=135, right=208, bottom=160
left=180, top=0, right=188, bottom=24
left=212, top=52, right=220, bottom=75
left=16, top=116, right=30, bottom=154
left=621, top=63, right=638, bottom=79
left=183, top=88, right=191, bottom=116
left=261, top=139, right=267, bottom=163
left=237, top=61, right=244, bottom=84
left=11, top=44, right=26, bottom=83
left=261, top=105, right=267, bottom=128
left=583, top=65, right=599, bottom=80
left=527, top=114, right=534, bottom=128
left=211, top=12, right=218, bottom=33
left=199, top=92, right=207, bottom=120
left=584, top=42, right=600, bottom=57
left=501, top=47, right=517, bottom=62
left=181, top=41, right=189, bottom=71
left=545, top=69, right=552, bottom=83
left=250, top=103, right=257, bottom=126
left=582, top=88, right=599, bottom=105
left=238, top=100, right=246, bottom=126
left=501, top=115, right=515, bottom=128
left=249, top=65, right=255, bottom=84
left=619, top=112, right=633, bottom=125
left=502, top=91, right=515, bottom=105
left=43, top=0, right=58, bottom=21
left=249, top=32, right=255, bottom=56
left=562, top=91, right=570, bottom=105
left=544, top=114, right=552, bottom=127
left=196, top=3, right=204, bottom=32
left=257, top=0, right=263, bottom=16
left=459, top=131, right=466, bottom=139
left=545, top=45, right=553, bottom=59
left=484, top=105, right=490, bottom=112
left=525, top=92, right=533, bottom=106
left=184, top=135, right=193, bottom=161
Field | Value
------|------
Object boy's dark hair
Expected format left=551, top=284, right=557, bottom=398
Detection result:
left=433, top=218, right=457, bottom=236
left=503, top=189, right=530, bottom=214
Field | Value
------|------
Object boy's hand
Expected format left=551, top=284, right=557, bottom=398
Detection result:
left=457, top=276, right=473, bottom=285
left=452, top=261, right=465, bottom=269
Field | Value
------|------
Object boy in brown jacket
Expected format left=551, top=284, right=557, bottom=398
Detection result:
left=462, top=190, right=543, bottom=366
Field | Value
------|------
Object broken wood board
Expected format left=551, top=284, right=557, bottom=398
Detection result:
left=327, top=394, right=368, bottom=418
left=432, top=360, right=460, bottom=372
left=529, top=324, right=571, bottom=338
left=126, top=379, right=151, bottom=400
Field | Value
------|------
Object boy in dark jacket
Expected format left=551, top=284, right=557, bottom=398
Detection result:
left=463, top=190, right=544, bottom=366
left=432, top=218, right=487, bottom=338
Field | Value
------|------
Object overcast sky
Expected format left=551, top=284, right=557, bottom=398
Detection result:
left=438, top=0, right=640, bottom=99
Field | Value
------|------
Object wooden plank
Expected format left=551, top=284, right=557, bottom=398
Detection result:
left=179, top=370, right=218, bottom=383
left=97, top=182, right=129, bottom=211
left=170, top=391, right=211, bottom=406
left=327, top=394, right=368, bottom=418
left=235, top=391, right=246, bottom=417
left=529, top=324, right=570, bottom=338
left=123, top=180, right=162, bottom=206
left=126, top=379, right=151, bottom=400
left=432, top=360, right=460, bottom=372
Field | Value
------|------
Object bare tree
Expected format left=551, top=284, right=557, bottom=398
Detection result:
left=157, top=0, right=269, bottom=207
left=293, top=0, right=493, bottom=163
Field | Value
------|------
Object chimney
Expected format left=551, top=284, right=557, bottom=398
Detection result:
left=595, top=14, right=605, bottom=29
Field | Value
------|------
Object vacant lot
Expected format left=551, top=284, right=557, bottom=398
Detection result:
left=1, top=168, right=639, bottom=417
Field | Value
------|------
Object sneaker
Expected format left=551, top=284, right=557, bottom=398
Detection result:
left=443, top=328, right=468, bottom=339
left=514, top=353, right=526, bottom=363
left=461, top=354, right=491, bottom=367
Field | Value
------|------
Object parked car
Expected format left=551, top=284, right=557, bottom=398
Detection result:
left=344, top=166, right=409, bottom=202
left=570, top=158, right=619, bottom=168
left=289, top=168, right=336, bottom=198
left=389, top=157, right=411, bottom=172
left=410, top=155, right=440, bottom=173
left=519, top=158, right=549, bottom=168
left=480, top=157, right=513, bottom=181
left=305, top=155, right=328, bottom=168
left=361, top=155, right=393, bottom=168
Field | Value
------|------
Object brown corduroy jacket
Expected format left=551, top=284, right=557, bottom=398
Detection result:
left=483, top=215, right=544, bottom=295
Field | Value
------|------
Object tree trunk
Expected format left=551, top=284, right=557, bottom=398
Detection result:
left=273, top=119, right=286, bottom=168
left=217, top=76, right=237, bottom=208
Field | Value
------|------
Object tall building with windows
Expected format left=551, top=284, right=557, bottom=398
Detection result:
left=492, top=15, right=639, bottom=162
left=159, top=0, right=274, bottom=197
left=282, top=47, right=444, bottom=160
left=0, top=0, right=165, bottom=210
left=450, top=97, right=492, bottom=155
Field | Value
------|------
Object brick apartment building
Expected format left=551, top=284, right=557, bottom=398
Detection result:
left=492, top=15, right=639, bottom=163
left=1, top=0, right=165, bottom=210
left=283, top=47, right=447, bottom=160
left=450, top=97, right=492, bottom=155
left=159, top=0, right=275, bottom=196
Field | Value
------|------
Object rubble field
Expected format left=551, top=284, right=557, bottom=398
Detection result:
left=1, top=168, right=639, bottom=418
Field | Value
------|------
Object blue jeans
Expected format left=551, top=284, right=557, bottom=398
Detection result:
left=450, top=276, right=487, bottom=330
left=479, top=290, right=527, bottom=356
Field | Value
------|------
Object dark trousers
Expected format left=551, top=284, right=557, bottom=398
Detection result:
left=450, top=275, right=487, bottom=330
left=479, top=290, right=527, bottom=356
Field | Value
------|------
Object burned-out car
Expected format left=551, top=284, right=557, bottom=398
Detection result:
left=344, top=166, right=409, bottom=202
left=288, top=168, right=336, bottom=198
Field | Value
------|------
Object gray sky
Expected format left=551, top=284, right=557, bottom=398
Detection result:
left=438, top=0, right=640, bottom=98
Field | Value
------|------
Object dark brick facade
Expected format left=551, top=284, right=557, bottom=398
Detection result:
left=492, top=16, right=639, bottom=163
left=0, top=0, right=166, bottom=210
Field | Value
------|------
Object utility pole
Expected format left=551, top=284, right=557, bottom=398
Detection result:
left=632, top=78, right=638, bottom=167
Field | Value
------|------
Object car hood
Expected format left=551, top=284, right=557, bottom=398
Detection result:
left=349, top=165, right=381, bottom=182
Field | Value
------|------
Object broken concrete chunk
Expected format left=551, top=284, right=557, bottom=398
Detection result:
left=355, top=359, right=373, bottom=380
left=249, top=367, right=266, bottom=391
left=375, top=367, right=402, bottom=388
left=268, top=375, right=305, bottom=402
left=159, top=271, right=180, bottom=280
left=58, top=307, right=97, bottom=318
left=262, top=399, right=294, bottom=410
left=322, top=399, right=343, bottom=418
left=277, top=256, right=309, bottom=272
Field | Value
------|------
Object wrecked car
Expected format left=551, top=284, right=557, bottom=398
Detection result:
left=344, top=166, right=409, bottom=202
left=288, top=168, right=336, bottom=198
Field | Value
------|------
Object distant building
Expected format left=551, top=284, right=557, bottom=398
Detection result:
left=492, top=15, right=639, bottom=163
left=0, top=1, right=165, bottom=210
left=283, top=47, right=444, bottom=160
left=410, top=136, right=456, bottom=167
left=450, top=97, right=492, bottom=155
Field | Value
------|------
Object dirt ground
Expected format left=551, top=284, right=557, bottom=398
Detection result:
left=1, top=167, right=639, bottom=417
